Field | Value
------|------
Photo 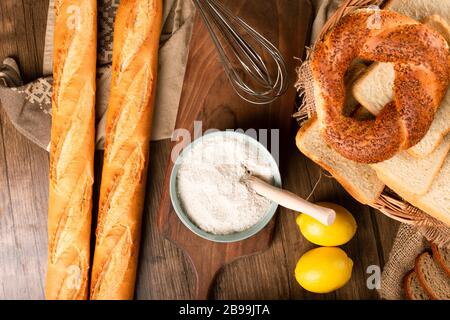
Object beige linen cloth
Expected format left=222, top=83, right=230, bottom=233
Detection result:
left=308, top=0, right=428, bottom=300
left=0, top=0, right=195, bottom=150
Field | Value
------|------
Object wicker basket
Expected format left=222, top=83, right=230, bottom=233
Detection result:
left=295, top=0, right=450, bottom=247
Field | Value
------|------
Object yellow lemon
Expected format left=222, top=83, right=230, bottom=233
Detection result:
left=297, top=202, right=357, bottom=246
left=295, top=247, right=353, bottom=293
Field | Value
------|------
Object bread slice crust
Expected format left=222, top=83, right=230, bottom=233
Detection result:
left=415, top=252, right=450, bottom=300
left=432, top=243, right=450, bottom=277
left=403, top=270, right=430, bottom=300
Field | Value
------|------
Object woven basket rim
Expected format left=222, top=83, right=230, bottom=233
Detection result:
left=316, top=0, right=386, bottom=43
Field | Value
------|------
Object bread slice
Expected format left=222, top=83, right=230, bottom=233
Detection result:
left=352, top=15, right=450, bottom=115
left=371, top=135, right=450, bottom=197
left=403, top=270, right=430, bottom=300
left=422, top=15, right=450, bottom=43
left=432, top=244, right=450, bottom=277
left=352, top=106, right=374, bottom=121
left=353, top=66, right=450, bottom=158
left=404, top=154, right=450, bottom=226
left=344, top=60, right=368, bottom=115
left=385, top=0, right=450, bottom=23
left=352, top=15, right=450, bottom=158
left=408, top=92, right=450, bottom=158
left=415, top=252, right=450, bottom=300
left=296, top=119, right=385, bottom=205
left=352, top=62, right=394, bottom=115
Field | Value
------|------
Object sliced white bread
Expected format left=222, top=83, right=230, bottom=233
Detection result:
left=409, top=91, right=450, bottom=158
left=403, top=270, right=430, bottom=300
left=415, top=252, right=450, bottom=300
left=377, top=154, right=450, bottom=226
left=371, top=135, right=450, bottom=197
left=422, top=15, right=450, bottom=44
left=432, top=244, right=450, bottom=277
left=352, top=15, right=450, bottom=158
left=295, top=119, right=385, bottom=205
left=402, top=154, right=450, bottom=226
left=385, top=0, right=450, bottom=23
left=352, top=62, right=394, bottom=115
left=344, top=60, right=368, bottom=114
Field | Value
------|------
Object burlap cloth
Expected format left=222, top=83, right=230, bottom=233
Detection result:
left=0, top=0, right=195, bottom=150
left=305, top=0, right=435, bottom=300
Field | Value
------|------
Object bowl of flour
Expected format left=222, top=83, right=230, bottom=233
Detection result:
left=170, top=131, right=282, bottom=243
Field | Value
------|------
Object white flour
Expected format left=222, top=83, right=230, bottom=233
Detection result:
left=176, top=133, right=274, bottom=235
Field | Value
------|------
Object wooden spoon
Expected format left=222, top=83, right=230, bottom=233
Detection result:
left=244, top=175, right=336, bottom=226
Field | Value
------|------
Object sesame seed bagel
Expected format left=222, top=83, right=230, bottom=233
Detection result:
left=311, top=9, right=450, bottom=163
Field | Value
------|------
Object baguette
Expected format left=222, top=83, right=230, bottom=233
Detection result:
left=90, top=0, right=162, bottom=300
left=46, top=0, right=97, bottom=299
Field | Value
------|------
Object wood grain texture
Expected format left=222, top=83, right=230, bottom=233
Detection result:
left=0, top=0, right=48, bottom=81
left=0, top=0, right=400, bottom=300
left=0, top=0, right=49, bottom=299
left=157, top=0, right=313, bottom=299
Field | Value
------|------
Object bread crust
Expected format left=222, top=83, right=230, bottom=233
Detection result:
left=374, top=174, right=450, bottom=227
left=373, top=146, right=450, bottom=227
left=407, top=198, right=450, bottom=227
left=89, top=0, right=162, bottom=300
left=415, top=252, right=440, bottom=300
left=432, top=243, right=450, bottom=277
left=45, top=0, right=97, bottom=300
left=403, top=270, right=420, bottom=300
left=407, top=131, right=450, bottom=159
left=311, top=10, right=450, bottom=163
left=403, top=271, right=414, bottom=300
left=372, top=136, right=450, bottom=195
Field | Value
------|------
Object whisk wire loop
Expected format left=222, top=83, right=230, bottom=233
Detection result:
left=193, top=0, right=288, bottom=105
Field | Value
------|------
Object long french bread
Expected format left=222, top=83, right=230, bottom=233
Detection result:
left=46, top=0, right=97, bottom=300
left=89, top=0, right=162, bottom=300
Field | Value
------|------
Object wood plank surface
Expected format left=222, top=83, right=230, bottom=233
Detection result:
left=157, top=0, right=313, bottom=300
left=0, top=0, right=50, bottom=299
left=0, top=0, right=400, bottom=300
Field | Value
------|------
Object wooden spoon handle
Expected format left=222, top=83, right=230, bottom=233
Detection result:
left=246, top=176, right=336, bottom=226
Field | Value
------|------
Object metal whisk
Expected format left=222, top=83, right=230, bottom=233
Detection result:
left=193, top=0, right=288, bottom=105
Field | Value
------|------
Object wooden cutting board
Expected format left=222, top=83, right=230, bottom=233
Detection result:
left=157, top=0, right=312, bottom=300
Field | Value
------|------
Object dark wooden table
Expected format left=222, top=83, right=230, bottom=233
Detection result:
left=0, top=0, right=400, bottom=300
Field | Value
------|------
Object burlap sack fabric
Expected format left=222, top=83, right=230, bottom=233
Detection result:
left=0, top=0, right=195, bottom=150
left=299, top=0, right=448, bottom=299
left=380, top=225, right=429, bottom=299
